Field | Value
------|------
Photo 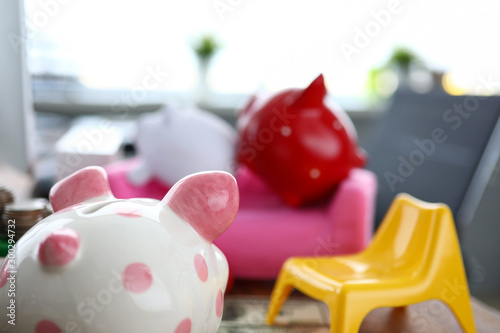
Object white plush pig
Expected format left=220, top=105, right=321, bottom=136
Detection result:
left=128, top=106, right=237, bottom=187
left=0, top=166, right=238, bottom=333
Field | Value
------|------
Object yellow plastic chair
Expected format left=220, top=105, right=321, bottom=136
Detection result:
left=266, top=193, right=476, bottom=333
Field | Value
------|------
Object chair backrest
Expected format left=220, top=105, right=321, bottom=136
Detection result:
left=363, top=194, right=457, bottom=276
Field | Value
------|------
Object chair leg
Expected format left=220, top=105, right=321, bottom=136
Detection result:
left=265, top=269, right=294, bottom=325
left=328, top=302, right=348, bottom=333
left=440, top=273, right=476, bottom=333
left=441, top=289, right=477, bottom=333
left=327, top=298, right=367, bottom=333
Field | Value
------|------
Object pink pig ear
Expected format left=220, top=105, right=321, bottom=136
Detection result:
left=162, top=171, right=239, bottom=243
left=50, top=166, right=114, bottom=212
left=292, top=74, right=327, bottom=108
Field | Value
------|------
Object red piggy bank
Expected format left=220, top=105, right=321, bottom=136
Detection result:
left=236, top=74, right=367, bottom=207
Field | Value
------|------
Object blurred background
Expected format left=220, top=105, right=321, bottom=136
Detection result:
left=1, top=0, right=500, bottom=312
left=26, top=0, right=500, bottom=103
left=25, top=0, right=500, bottom=98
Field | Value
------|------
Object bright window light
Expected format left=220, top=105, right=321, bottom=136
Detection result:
left=24, top=0, right=500, bottom=97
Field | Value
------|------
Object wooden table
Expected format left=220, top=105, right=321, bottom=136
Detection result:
left=222, top=280, right=500, bottom=332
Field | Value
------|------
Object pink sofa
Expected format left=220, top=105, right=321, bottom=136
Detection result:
left=105, top=159, right=377, bottom=279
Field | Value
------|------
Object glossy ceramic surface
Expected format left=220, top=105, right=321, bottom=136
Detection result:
left=0, top=167, right=239, bottom=333
left=105, top=160, right=378, bottom=280
left=237, top=74, right=366, bottom=207
left=266, top=194, right=476, bottom=333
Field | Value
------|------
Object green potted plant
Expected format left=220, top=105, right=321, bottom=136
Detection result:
left=192, top=35, right=220, bottom=105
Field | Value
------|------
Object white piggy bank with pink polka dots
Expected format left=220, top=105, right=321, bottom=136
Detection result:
left=0, top=166, right=239, bottom=333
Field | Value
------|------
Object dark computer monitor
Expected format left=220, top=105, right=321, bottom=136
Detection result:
left=366, top=90, right=500, bottom=233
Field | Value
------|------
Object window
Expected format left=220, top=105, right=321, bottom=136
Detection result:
left=24, top=0, right=500, bottom=112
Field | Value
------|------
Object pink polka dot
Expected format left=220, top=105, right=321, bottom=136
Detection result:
left=194, top=254, right=208, bottom=282
left=38, top=229, right=80, bottom=267
left=0, top=260, right=11, bottom=288
left=174, top=318, right=192, bottom=333
left=122, top=263, right=153, bottom=293
left=114, top=204, right=142, bottom=218
left=216, top=289, right=223, bottom=318
left=35, top=320, right=62, bottom=333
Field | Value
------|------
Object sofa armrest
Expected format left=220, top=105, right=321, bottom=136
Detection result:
left=326, top=168, right=377, bottom=253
